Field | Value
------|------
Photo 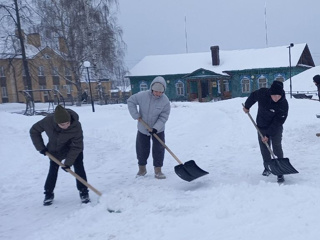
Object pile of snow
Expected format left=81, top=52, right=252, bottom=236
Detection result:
left=283, top=65, right=320, bottom=92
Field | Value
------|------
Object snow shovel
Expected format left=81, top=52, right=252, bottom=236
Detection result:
left=139, top=119, right=209, bottom=182
left=243, top=104, right=299, bottom=175
left=45, top=152, right=120, bottom=213
left=45, top=152, right=102, bottom=196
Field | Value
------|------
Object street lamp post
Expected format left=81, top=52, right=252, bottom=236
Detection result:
left=287, top=43, right=294, bottom=98
left=83, top=61, right=95, bottom=112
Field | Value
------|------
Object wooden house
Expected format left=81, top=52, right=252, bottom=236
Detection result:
left=127, top=44, right=315, bottom=102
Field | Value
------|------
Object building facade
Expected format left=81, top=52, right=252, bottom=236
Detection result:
left=0, top=33, right=114, bottom=105
left=127, top=44, right=315, bottom=102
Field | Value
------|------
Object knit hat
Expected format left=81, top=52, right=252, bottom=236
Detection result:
left=151, top=82, right=165, bottom=93
left=54, top=105, right=70, bottom=124
left=313, top=75, right=320, bottom=84
left=269, top=81, right=284, bottom=95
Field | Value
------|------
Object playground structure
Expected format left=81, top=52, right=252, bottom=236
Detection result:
left=18, top=88, right=131, bottom=116
left=19, top=89, right=66, bottom=116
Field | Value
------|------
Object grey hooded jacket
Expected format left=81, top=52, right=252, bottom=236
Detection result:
left=127, top=77, right=171, bottom=135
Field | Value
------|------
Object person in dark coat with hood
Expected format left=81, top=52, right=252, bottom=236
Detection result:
left=30, top=105, right=90, bottom=205
left=313, top=75, right=320, bottom=101
left=243, top=80, right=289, bottom=183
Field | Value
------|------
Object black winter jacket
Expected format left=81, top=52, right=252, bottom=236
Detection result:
left=244, top=88, right=289, bottom=137
left=29, top=109, right=83, bottom=166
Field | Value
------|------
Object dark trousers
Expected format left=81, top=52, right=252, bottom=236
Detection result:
left=258, top=127, right=283, bottom=165
left=136, top=131, right=165, bottom=167
left=44, top=152, right=88, bottom=193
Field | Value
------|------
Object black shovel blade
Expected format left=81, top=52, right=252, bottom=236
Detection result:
left=174, top=160, right=209, bottom=182
left=264, top=158, right=299, bottom=175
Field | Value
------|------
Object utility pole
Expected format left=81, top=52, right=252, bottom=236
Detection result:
left=185, top=16, right=188, bottom=53
left=288, top=43, right=294, bottom=98
left=264, top=2, right=268, bottom=47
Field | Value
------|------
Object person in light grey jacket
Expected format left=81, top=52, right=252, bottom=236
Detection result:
left=127, top=76, right=171, bottom=179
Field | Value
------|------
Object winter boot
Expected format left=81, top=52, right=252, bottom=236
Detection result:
left=277, top=175, right=285, bottom=184
left=43, top=192, right=54, bottom=206
left=262, top=168, right=271, bottom=176
left=154, top=167, right=166, bottom=179
left=79, top=189, right=90, bottom=204
left=136, top=165, right=147, bottom=177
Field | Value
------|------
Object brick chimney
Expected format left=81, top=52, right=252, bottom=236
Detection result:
left=27, top=33, right=41, bottom=48
left=15, top=29, right=25, bottom=40
left=210, top=46, right=220, bottom=66
left=58, top=37, right=68, bottom=54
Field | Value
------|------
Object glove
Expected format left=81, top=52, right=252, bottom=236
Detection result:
left=61, top=165, right=70, bottom=172
left=40, top=148, right=48, bottom=156
left=150, top=128, right=157, bottom=134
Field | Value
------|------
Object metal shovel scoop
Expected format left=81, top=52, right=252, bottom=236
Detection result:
left=139, top=119, right=209, bottom=182
left=243, top=103, right=299, bottom=175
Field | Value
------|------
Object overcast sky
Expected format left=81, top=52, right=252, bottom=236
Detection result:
left=118, top=0, right=320, bottom=70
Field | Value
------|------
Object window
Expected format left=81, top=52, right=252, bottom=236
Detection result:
left=223, top=80, right=229, bottom=92
left=175, top=81, right=184, bottom=95
left=64, top=85, right=72, bottom=94
left=139, top=82, right=148, bottom=91
left=65, top=67, right=71, bottom=76
left=39, top=85, right=48, bottom=97
left=38, top=66, right=45, bottom=76
left=39, top=85, right=46, bottom=90
left=241, top=77, right=250, bottom=93
left=0, top=66, right=4, bottom=77
left=53, top=85, right=59, bottom=91
left=38, top=76, right=46, bottom=85
left=258, top=76, right=268, bottom=88
left=217, top=80, right=230, bottom=93
left=0, top=78, right=5, bottom=86
left=53, top=76, right=60, bottom=85
left=43, top=54, right=50, bottom=59
left=1, top=87, right=8, bottom=97
left=217, top=80, right=221, bottom=93
left=52, top=67, right=58, bottom=76
left=275, top=74, right=285, bottom=82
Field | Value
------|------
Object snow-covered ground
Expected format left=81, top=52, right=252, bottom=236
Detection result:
left=1, top=78, right=320, bottom=239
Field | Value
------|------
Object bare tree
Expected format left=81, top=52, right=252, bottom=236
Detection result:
left=32, top=0, right=127, bottom=105
left=0, top=0, right=35, bottom=96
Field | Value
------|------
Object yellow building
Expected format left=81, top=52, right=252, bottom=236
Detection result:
left=0, top=33, right=114, bottom=105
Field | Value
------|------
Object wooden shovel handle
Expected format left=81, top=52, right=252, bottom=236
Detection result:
left=45, top=152, right=102, bottom=196
left=242, top=103, right=277, bottom=159
left=139, top=119, right=183, bottom=165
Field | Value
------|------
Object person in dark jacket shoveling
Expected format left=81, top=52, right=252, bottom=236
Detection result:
left=30, top=105, right=90, bottom=205
left=313, top=74, right=320, bottom=101
left=243, top=80, right=289, bottom=183
left=127, top=76, right=171, bottom=179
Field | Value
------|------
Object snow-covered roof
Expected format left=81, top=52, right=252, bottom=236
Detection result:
left=128, top=43, right=308, bottom=77
left=0, top=34, right=41, bottom=59
left=25, top=44, right=44, bottom=58
left=0, top=32, right=65, bottom=59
